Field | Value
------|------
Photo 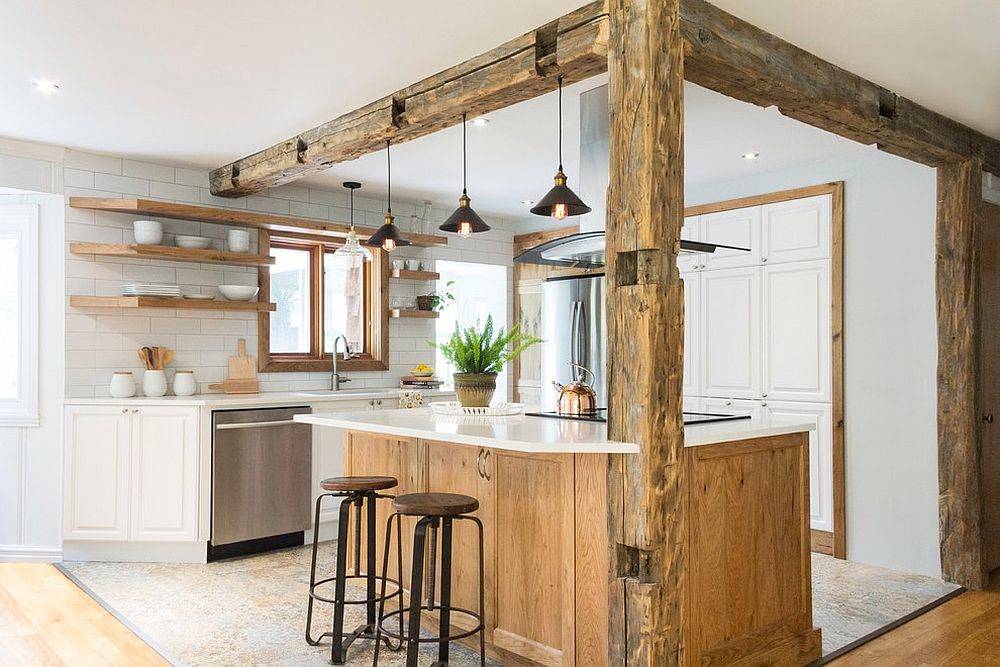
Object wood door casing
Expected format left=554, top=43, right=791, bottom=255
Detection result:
left=979, top=202, right=1000, bottom=573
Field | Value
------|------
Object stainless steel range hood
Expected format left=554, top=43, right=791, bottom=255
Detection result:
left=513, top=230, right=749, bottom=269
left=514, top=83, right=748, bottom=269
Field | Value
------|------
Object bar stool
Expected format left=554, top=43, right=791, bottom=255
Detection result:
left=306, top=476, right=404, bottom=664
left=373, top=492, right=486, bottom=667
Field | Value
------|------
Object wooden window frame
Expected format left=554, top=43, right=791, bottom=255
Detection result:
left=257, top=229, right=389, bottom=372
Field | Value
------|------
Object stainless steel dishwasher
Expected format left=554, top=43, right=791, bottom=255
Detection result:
left=210, top=406, right=312, bottom=560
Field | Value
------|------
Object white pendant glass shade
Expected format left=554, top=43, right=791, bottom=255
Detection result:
left=333, top=227, right=373, bottom=266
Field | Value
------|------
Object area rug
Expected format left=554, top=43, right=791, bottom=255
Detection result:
left=59, top=547, right=960, bottom=665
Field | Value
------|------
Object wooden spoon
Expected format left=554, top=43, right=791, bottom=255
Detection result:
left=162, top=349, right=174, bottom=367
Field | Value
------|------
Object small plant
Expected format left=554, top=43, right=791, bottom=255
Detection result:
left=418, top=280, right=456, bottom=311
left=432, top=315, right=542, bottom=375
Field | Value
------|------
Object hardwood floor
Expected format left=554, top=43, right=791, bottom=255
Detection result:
left=0, top=563, right=165, bottom=666
left=830, top=570, right=1000, bottom=665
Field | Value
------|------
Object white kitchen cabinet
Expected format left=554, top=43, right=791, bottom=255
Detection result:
left=762, top=260, right=832, bottom=403
left=700, top=267, right=761, bottom=399
left=699, top=396, right=763, bottom=419
left=701, top=205, right=761, bottom=269
left=64, top=404, right=200, bottom=542
left=677, top=215, right=702, bottom=272
left=762, top=401, right=833, bottom=533
left=129, top=406, right=199, bottom=541
left=64, top=406, right=131, bottom=540
left=311, top=399, right=371, bottom=525
left=681, top=271, right=701, bottom=397
left=761, top=195, right=831, bottom=264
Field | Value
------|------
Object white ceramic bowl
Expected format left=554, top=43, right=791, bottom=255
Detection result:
left=218, top=285, right=259, bottom=301
left=133, top=220, right=163, bottom=245
left=175, top=235, right=212, bottom=249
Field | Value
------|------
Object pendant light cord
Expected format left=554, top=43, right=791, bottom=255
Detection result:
left=557, top=75, right=564, bottom=171
left=462, top=112, right=468, bottom=195
left=349, top=187, right=354, bottom=229
left=386, top=139, right=392, bottom=215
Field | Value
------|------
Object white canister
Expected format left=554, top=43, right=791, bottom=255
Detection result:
left=109, top=372, right=136, bottom=398
left=142, top=370, right=168, bottom=397
left=227, top=229, right=251, bottom=253
left=406, top=259, right=420, bottom=271
left=133, top=219, right=163, bottom=245
left=173, top=370, right=197, bottom=396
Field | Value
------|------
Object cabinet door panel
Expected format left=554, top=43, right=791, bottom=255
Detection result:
left=424, top=442, right=495, bottom=641
left=130, top=406, right=199, bottom=541
left=492, top=451, right=575, bottom=666
left=311, top=400, right=369, bottom=524
left=701, top=267, right=761, bottom=399
left=701, top=206, right=761, bottom=269
left=761, top=194, right=831, bottom=264
left=677, top=215, right=701, bottom=272
left=63, top=406, right=130, bottom=540
left=762, top=260, right=831, bottom=402
left=682, top=272, right=701, bottom=397
left=764, top=401, right=833, bottom=532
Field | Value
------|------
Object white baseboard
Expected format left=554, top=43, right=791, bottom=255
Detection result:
left=62, top=540, right=208, bottom=563
left=0, top=545, right=63, bottom=562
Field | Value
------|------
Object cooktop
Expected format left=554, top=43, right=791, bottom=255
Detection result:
left=524, top=408, right=752, bottom=425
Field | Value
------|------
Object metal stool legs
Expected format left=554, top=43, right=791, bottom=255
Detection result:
left=373, top=513, right=486, bottom=666
left=306, top=490, right=402, bottom=664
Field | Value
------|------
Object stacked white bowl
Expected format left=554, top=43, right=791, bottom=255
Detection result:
left=133, top=220, right=163, bottom=245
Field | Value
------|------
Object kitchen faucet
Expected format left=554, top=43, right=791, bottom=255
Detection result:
left=330, top=335, right=353, bottom=391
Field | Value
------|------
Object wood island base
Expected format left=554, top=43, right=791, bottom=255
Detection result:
left=344, top=430, right=820, bottom=666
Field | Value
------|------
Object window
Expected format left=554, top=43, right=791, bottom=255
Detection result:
left=259, top=232, right=388, bottom=372
left=0, top=204, right=39, bottom=426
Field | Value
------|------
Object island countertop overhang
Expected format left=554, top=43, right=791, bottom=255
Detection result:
left=295, top=408, right=815, bottom=454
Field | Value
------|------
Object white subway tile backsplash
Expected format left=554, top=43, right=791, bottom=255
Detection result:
left=66, top=222, right=123, bottom=243
left=65, top=151, right=122, bottom=175
left=150, top=181, right=201, bottom=202
left=246, top=195, right=289, bottom=215
left=94, top=173, right=150, bottom=196
left=123, top=160, right=175, bottom=183
left=174, top=167, right=208, bottom=187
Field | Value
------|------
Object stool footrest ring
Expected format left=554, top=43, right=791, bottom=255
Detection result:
left=377, top=605, right=484, bottom=643
left=309, top=573, right=402, bottom=605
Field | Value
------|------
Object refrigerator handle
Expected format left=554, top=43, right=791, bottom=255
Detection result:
left=577, top=301, right=588, bottom=378
left=570, top=302, right=580, bottom=370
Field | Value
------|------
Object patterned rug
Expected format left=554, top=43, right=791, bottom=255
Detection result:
left=59, top=547, right=959, bottom=665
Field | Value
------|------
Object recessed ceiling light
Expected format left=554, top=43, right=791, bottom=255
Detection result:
left=471, top=117, right=490, bottom=128
left=34, top=80, right=60, bottom=93
left=521, top=199, right=535, bottom=206
left=741, top=152, right=760, bottom=160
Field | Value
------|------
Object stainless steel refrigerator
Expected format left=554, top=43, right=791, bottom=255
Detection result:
left=540, top=274, right=606, bottom=410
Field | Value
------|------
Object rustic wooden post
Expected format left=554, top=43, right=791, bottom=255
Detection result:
left=937, top=158, right=987, bottom=590
left=606, top=0, right=686, bottom=663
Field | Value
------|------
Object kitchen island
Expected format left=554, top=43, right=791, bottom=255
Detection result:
left=297, top=409, right=822, bottom=666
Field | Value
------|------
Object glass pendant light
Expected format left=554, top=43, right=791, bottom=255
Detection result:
left=365, top=140, right=411, bottom=252
left=530, top=75, right=591, bottom=220
left=440, top=112, right=490, bottom=238
left=333, top=181, right=372, bottom=266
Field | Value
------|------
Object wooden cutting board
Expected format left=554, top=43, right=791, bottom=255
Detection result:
left=209, top=338, right=260, bottom=394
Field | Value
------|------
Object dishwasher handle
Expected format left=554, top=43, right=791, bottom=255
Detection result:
left=215, top=419, right=302, bottom=431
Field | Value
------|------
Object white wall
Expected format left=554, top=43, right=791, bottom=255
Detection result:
left=687, top=147, right=942, bottom=577
left=0, top=184, right=65, bottom=561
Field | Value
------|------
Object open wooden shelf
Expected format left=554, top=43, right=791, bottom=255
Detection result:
left=70, top=295, right=276, bottom=312
left=70, top=242, right=275, bottom=267
left=391, top=269, right=440, bottom=281
left=390, top=309, right=439, bottom=319
left=69, top=198, right=449, bottom=248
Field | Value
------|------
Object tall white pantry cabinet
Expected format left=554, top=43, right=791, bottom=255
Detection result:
left=682, top=194, right=835, bottom=534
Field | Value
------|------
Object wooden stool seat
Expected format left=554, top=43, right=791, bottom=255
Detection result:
left=392, top=492, right=479, bottom=517
left=320, top=476, right=398, bottom=492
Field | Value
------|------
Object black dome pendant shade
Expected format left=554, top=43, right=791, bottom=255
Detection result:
left=531, top=75, right=591, bottom=220
left=365, top=140, right=411, bottom=252
left=440, top=112, right=490, bottom=238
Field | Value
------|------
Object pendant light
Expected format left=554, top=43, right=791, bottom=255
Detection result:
left=365, top=140, right=411, bottom=252
left=530, top=75, right=591, bottom=220
left=332, top=181, right=373, bottom=266
left=440, top=112, right=490, bottom=237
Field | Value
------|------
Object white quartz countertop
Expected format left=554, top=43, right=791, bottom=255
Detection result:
left=296, top=408, right=815, bottom=454
left=64, top=388, right=455, bottom=409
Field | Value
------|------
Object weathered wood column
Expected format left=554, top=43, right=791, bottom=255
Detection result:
left=937, top=158, right=987, bottom=590
left=606, top=0, right=687, bottom=663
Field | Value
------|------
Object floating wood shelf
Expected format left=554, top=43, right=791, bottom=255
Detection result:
left=391, top=269, right=440, bottom=281
left=68, top=198, right=448, bottom=248
left=70, top=295, right=276, bottom=312
left=390, top=309, right=439, bottom=319
left=70, top=242, right=275, bottom=267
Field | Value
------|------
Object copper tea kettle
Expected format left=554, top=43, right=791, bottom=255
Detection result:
left=552, top=363, right=598, bottom=415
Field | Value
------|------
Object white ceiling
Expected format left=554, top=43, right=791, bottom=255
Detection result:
left=1, top=1, right=996, bottom=216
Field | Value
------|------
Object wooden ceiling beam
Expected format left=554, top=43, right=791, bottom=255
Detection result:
left=209, top=1, right=609, bottom=197
left=210, top=0, right=1000, bottom=198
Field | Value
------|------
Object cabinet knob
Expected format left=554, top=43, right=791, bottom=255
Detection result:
left=761, top=257, right=768, bottom=263
left=377, top=399, right=382, bottom=407
left=725, top=400, right=732, bottom=406
left=761, top=401, right=768, bottom=407
left=762, top=393, right=768, bottom=398
left=121, top=408, right=128, bottom=414
left=132, top=408, right=139, bottom=414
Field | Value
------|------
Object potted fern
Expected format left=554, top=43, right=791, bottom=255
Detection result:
left=432, top=315, right=542, bottom=407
